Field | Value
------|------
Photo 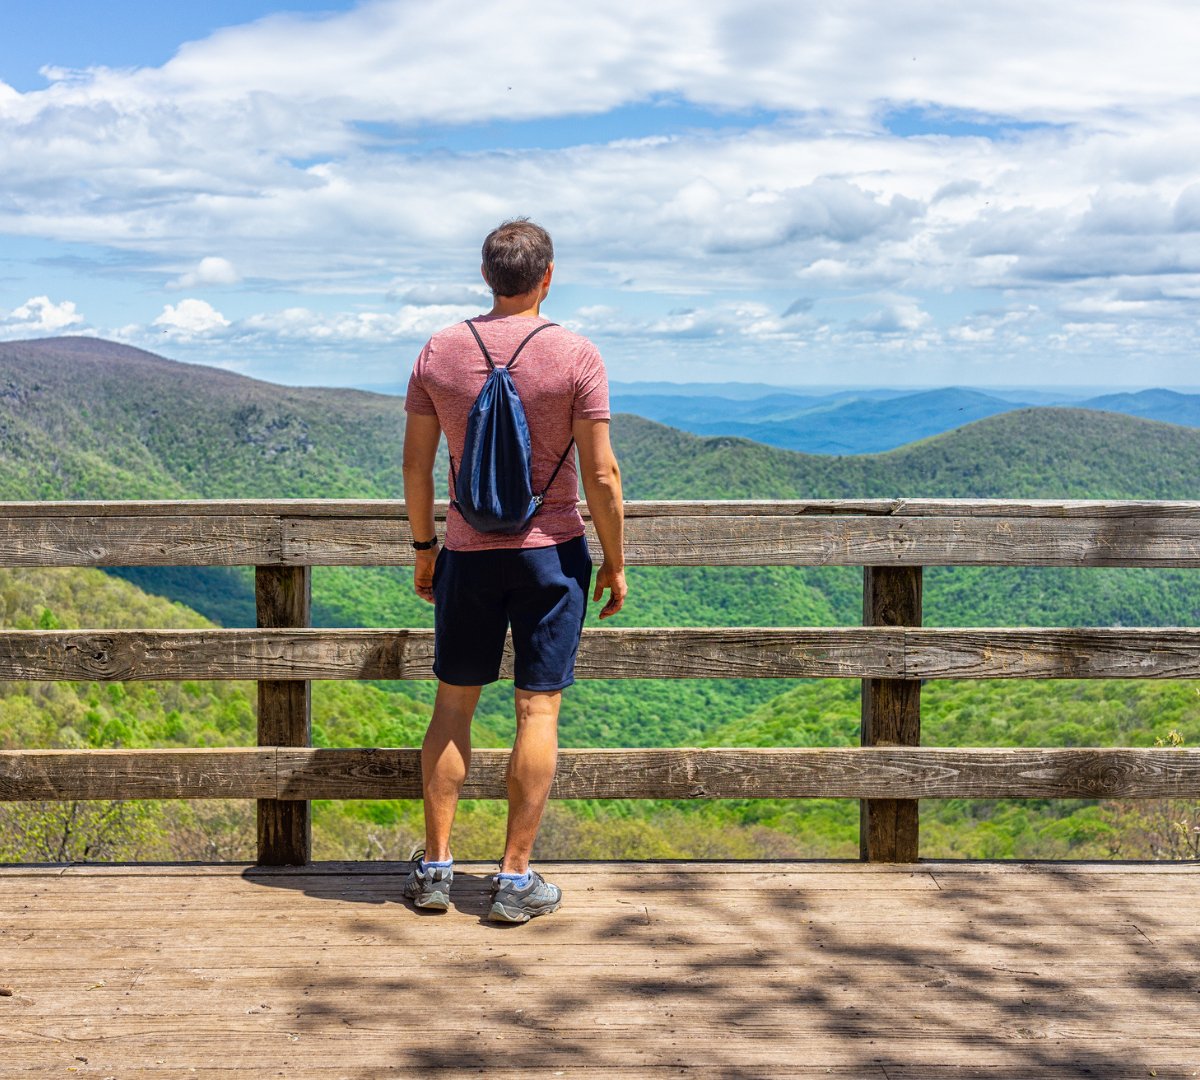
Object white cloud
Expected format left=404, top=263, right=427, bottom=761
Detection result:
left=236, top=303, right=476, bottom=343
left=153, top=299, right=230, bottom=337
left=1, top=296, right=85, bottom=335
left=850, top=300, right=932, bottom=335
left=169, top=256, right=240, bottom=289
left=1, top=2, right=1199, bottom=384
left=389, top=283, right=491, bottom=307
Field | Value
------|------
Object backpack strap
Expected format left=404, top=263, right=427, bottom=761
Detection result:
left=463, top=319, right=557, bottom=373
left=463, top=319, right=496, bottom=371
left=506, top=321, right=556, bottom=372
left=535, top=437, right=576, bottom=504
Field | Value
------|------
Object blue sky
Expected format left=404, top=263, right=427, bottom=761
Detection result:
left=2, top=1, right=1199, bottom=389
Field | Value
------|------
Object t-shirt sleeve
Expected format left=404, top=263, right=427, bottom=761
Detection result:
left=404, top=343, right=437, bottom=415
left=572, top=341, right=610, bottom=421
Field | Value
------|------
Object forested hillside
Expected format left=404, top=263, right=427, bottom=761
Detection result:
left=2, top=336, right=1197, bottom=861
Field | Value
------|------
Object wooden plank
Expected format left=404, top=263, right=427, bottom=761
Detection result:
left=280, top=513, right=1200, bottom=567
left=0, top=626, right=905, bottom=680
left=288, top=746, right=1200, bottom=799
left=6, top=625, right=1200, bottom=680
left=3, top=500, right=1200, bottom=567
left=7, top=508, right=1200, bottom=567
left=904, top=627, right=1200, bottom=678
left=5, top=747, right=1200, bottom=801
left=255, top=565, right=311, bottom=867
left=0, top=748, right=274, bottom=799
left=4, top=497, right=1200, bottom=518
left=0, top=515, right=279, bottom=567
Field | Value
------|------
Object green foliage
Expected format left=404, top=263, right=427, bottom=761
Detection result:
left=6, top=340, right=1200, bottom=860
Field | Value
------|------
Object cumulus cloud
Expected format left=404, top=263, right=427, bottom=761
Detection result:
left=153, top=299, right=230, bottom=337
left=850, top=300, right=932, bottom=334
left=168, top=256, right=240, bottom=289
left=388, top=283, right=491, bottom=307
left=1, top=296, right=85, bottom=335
left=236, top=303, right=477, bottom=343
left=1, top=2, right=1199, bottom=382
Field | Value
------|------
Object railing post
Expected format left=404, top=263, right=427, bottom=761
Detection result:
left=255, top=565, right=312, bottom=865
left=860, top=565, right=922, bottom=861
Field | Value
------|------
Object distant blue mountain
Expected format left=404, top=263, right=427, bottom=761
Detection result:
left=610, top=386, right=1200, bottom=455
left=1079, top=389, right=1200, bottom=428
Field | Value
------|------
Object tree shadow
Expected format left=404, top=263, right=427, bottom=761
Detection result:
left=236, top=860, right=1200, bottom=1077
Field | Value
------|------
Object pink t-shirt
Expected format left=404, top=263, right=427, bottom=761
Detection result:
left=405, top=314, right=610, bottom=551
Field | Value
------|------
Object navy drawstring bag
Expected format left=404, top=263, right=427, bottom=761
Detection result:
left=449, top=320, right=575, bottom=535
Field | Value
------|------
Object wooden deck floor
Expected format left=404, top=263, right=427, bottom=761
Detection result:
left=1, top=861, right=1197, bottom=1079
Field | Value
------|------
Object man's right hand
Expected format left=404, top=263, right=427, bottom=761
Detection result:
left=593, top=561, right=627, bottom=619
left=414, top=549, right=438, bottom=603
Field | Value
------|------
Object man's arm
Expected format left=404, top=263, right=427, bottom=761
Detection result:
left=403, top=412, right=443, bottom=603
left=573, top=417, right=626, bottom=619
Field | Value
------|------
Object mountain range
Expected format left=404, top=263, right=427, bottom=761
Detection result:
left=2, top=335, right=1199, bottom=862
left=609, top=385, right=1200, bottom=455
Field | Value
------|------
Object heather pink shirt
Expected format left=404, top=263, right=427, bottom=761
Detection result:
left=405, top=314, right=610, bottom=551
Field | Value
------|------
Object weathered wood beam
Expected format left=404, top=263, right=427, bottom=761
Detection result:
left=255, top=565, right=311, bottom=867
left=4, top=497, right=1200, bottom=518
left=4, top=747, right=1200, bottom=801
left=0, top=626, right=902, bottom=680
left=861, top=566, right=922, bottom=862
left=284, top=514, right=1200, bottom=568
left=6, top=508, right=1200, bottom=567
left=3, top=626, right=1200, bottom=681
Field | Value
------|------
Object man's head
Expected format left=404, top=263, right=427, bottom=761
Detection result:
left=481, top=218, right=554, bottom=298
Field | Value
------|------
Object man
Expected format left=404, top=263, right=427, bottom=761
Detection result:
left=401, top=218, right=627, bottom=923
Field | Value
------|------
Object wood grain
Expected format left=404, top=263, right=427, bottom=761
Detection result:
left=0, top=862, right=1197, bottom=1076
left=4, top=497, right=1200, bottom=517
left=3, top=500, right=1200, bottom=567
left=0, top=626, right=905, bottom=680
left=284, top=513, right=1200, bottom=567
left=4, top=626, right=1200, bottom=681
left=861, top=566, right=923, bottom=862
left=4, top=746, right=1199, bottom=801
left=255, top=565, right=311, bottom=867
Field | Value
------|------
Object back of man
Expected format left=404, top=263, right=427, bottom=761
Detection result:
left=401, top=218, right=627, bottom=924
left=406, top=316, right=609, bottom=552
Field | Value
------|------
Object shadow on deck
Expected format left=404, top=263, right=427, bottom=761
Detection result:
left=2, top=861, right=1198, bottom=1078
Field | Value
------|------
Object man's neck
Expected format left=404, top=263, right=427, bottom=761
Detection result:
left=488, top=292, right=542, bottom=318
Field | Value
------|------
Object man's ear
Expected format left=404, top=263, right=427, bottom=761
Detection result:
left=541, top=261, right=554, bottom=295
left=481, top=262, right=489, bottom=287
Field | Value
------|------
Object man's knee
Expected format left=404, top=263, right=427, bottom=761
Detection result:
left=514, top=688, right=562, bottom=728
left=433, top=681, right=482, bottom=722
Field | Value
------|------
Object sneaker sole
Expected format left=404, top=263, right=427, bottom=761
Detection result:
left=409, top=890, right=450, bottom=911
left=488, top=898, right=561, bottom=924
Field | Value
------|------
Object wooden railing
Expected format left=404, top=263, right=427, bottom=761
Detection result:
left=3, top=498, right=1200, bottom=865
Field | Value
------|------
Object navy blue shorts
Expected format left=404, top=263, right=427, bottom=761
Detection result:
left=431, top=535, right=592, bottom=692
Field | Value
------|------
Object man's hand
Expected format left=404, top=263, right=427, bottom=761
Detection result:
left=593, top=560, right=627, bottom=619
left=414, top=548, right=438, bottom=603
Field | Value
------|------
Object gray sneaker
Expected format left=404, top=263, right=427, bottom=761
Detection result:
left=488, top=868, right=562, bottom=924
left=402, top=850, right=453, bottom=911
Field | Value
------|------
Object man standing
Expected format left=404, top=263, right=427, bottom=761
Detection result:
left=401, top=219, right=627, bottom=923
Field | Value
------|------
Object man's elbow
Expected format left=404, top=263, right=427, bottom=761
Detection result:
left=584, top=456, right=621, bottom=491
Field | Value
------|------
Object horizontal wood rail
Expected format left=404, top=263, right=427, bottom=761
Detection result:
left=4, top=627, right=1200, bottom=680
left=3, top=498, right=1200, bottom=567
left=2, top=498, right=1196, bottom=865
left=4, top=747, right=1200, bottom=801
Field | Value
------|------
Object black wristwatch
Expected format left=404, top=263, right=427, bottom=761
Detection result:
left=412, top=536, right=439, bottom=551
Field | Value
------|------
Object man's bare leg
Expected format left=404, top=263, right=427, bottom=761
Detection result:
left=500, top=688, right=561, bottom=874
left=421, top=681, right=482, bottom=862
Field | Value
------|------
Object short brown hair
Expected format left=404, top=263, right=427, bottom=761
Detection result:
left=481, top=218, right=554, bottom=297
